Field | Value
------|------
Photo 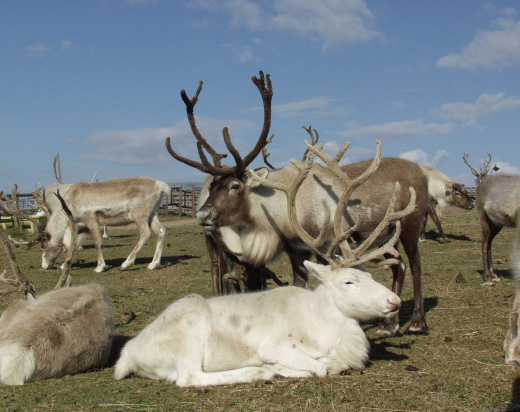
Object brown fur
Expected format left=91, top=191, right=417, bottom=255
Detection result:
left=197, top=157, right=429, bottom=336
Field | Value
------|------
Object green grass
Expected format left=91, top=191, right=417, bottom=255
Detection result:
left=0, top=209, right=518, bottom=412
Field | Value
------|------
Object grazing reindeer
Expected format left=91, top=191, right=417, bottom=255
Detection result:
left=0, top=198, right=114, bottom=385
left=114, top=141, right=413, bottom=386
left=41, top=177, right=170, bottom=273
left=419, top=165, right=474, bottom=243
left=464, top=153, right=520, bottom=285
left=47, top=153, right=109, bottom=242
left=165, top=72, right=429, bottom=336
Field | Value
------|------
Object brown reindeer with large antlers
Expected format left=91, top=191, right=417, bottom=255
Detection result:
left=464, top=152, right=520, bottom=285
left=166, top=72, right=429, bottom=336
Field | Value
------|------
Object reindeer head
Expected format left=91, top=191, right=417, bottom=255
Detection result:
left=165, top=72, right=273, bottom=230
left=304, top=261, right=401, bottom=321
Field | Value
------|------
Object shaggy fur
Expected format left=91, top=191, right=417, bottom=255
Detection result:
left=114, top=261, right=400, bottom=387
left=0, top=284, right=114, bottom=385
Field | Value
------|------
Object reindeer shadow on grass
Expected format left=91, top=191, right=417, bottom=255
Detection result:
left=363, top=296, right=439, bottom=363
left=68, top=254, right=199, bottom=272
left=422, top=230, right=473, bottom=243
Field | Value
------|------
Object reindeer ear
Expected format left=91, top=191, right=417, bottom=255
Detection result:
left=444, top=183, right=452, bottom=193
left=244, top=167, right=269, bottom=187
left=303, top=260, right=331, bottom=282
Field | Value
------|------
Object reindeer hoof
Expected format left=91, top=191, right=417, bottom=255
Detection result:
left=405, top=325, right=428, bottom=335
left=375, top=325, right=400, bottom=338
left=94, top=266, right=107, bottom=273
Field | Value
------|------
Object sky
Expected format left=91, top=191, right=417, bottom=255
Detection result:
left=1, top=0, right=520, bottom=192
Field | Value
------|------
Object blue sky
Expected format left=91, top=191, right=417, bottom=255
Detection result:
left=1, top=0, right=519, bottom=192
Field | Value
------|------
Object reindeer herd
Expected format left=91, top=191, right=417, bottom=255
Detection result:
left=0, top=71, right=519, bottom=388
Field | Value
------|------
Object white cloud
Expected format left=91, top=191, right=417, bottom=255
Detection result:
left=190, top=0, right=380, bottom=49
left=60, top=40, right=73, bottom=50
left=271, top=0, right=380, bottom=50
left=399, top=149, right=428, bottom=165
left=432, top=92, right=520, bottom=125
left=345, top=120, right=454, bottom=139
left=437, top=15, right=520, bottom=70
left=494, top=160, right=520, bottom=175
left=273, top=97, right=336, bottom=117
left=79, top=117, right=256, bottom=167
left=399, top=149, right=451, bottom=167
left=26, top=44, right=50, bottom=58
left=431, top=149, right=451, bottom=166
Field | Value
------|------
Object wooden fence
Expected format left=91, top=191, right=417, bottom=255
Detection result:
left=163, top=184, right=202, bottom=217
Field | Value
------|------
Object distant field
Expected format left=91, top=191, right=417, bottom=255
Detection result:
left=0, top=208, right=518, bottom=412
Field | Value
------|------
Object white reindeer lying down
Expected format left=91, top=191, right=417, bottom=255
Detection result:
left=114, top=261, right=401, bottom=386
left=0, top=284, right=114, bottom=385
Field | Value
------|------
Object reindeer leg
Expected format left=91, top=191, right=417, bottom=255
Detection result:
left=402, top=238, right=427, bottom=335
left=147, top=215, right=165, bottom=270
left=85, top=218, right=106, bottom=273
left=121, top=220, right=151, bottom=270
left=504, top=283, right=520, bottom=365
left=480, top=210, right=502, bottom=285
left=376, top=254, right=405, bottom=338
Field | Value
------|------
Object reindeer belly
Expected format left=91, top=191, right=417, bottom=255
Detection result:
left=94, top=209, right=133, bottom=226
left=203, top=331, right=262, bottom=372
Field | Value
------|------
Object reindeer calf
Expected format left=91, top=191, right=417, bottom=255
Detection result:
left=0, top=284, right=114, bottom=385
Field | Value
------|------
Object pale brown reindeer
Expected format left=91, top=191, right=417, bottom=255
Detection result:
left=41, top=177, right=170, bottom=273
left=463, top=153, right=519, bottom=285
left=165, top=72, right=429, bottom=336
left=0, top=196, right=114, bottom=385
left=419, top=165, right=475, bottom=243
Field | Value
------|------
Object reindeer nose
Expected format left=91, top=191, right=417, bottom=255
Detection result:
left=387, top=296, right=401, bottom=313
left=196, top=208, right=213, bottom=225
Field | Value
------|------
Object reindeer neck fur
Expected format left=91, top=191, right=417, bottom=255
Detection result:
left=46, top=208, right=73, bottom=248
left=217, top=164, right=342, bottom=266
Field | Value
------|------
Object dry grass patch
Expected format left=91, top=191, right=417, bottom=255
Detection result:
left=0, top=210, right=519, bottom=411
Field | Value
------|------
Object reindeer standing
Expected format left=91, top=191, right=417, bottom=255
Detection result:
left=166, top=72, right=429, bottom=336
left=463, top=153, right=520, bottom=285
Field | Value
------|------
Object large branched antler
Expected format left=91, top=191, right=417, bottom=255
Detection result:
left=166, top=71, right=273, bottom=177
left=250, top=133, right=416, bottom=269
left=463, top=152, right=496, bottom=185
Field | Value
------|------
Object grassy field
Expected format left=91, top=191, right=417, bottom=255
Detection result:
left=0, top=208, right=519, bottom=412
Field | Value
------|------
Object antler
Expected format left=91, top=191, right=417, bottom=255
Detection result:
left=250, top=134, right=416, bottom=269
left=262, top=135, right=276, bottom=170
left=53, top=153, right=65, bottom=184
left=0, top=231, right=37, bottom=299
left=166, top=71, right=273, bottom=177
left=463, top=152, right=496, bottom=185
left=301, top=125, right=319, bottom=162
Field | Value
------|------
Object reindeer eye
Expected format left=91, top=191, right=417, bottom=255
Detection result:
left=231, top=183, right=240, bottom=191
left=345, top=281, right=354, bottom=285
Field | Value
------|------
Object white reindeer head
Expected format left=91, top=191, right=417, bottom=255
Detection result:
left=304, top=261, right=401, bottom=321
